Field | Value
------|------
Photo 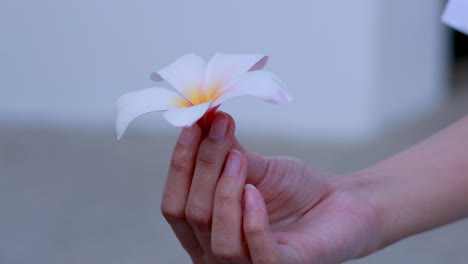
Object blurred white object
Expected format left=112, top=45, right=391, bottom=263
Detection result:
left=443, top=0, right=468, bottom=34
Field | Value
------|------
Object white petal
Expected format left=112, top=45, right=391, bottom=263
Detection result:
left=213, top=71, right=292, bottom=106
left=203, top=53, right=268, bottom=101
left=162, top=102, right=212, bottom=127
left=150, top=53, right=206, bottom=104
left=116, top=87, right=189, bottom=139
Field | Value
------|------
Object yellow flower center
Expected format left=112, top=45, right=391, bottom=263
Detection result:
left=176, top=82, right=224, bottom=107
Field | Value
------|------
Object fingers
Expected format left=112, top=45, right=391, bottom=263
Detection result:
left=162, top=111, right=274, bottom=263
left=211, top=150, right=249, bottom=262
left=244, top=184, right=280, bottom=264
left=185, top=112, right=236, bottom=255
left=161, top=124, right=204, bottom=262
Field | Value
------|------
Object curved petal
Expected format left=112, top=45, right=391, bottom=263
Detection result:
left=213, top=71, right=292, bottom=106
left=150, top=53, right=206, bottom=104
left=203, top=53, right=268, bottom=102
left=162, top=102, right=212, bottom=127
left=116, top=88, right=189, bottom=139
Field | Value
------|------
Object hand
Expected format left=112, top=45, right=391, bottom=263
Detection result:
left=161, top=112, right=382, bottom=263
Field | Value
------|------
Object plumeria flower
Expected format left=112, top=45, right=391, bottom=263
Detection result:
left=116, top=53, right=292, bottom=139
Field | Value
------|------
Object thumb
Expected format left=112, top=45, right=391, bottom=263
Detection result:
left=233, top=138, right=268, bottom=185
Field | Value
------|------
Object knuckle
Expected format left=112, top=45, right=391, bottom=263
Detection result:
left=216, top=190, right=235, bottom=207
left=244, top=223, right=266, bottom=237
left=169, top=153, right=190, bottom=174
left=160, top=203, right=185, bottom=223
left=185, top=205, right=212, bottom=230
left=196, top=147, right=219, bottom=168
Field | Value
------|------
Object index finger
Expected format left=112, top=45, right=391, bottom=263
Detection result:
left=161, top=124, right=204, bottom=260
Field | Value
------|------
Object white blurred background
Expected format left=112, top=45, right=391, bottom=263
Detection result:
left=1, top=0, right=468, bottom=263
left=0, top=0, right=450, bottom=140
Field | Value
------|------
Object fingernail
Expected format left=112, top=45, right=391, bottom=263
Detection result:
left=209, top=114, right=228, bottom=140
left=245, top=184, right=260, bottom=211
left=178, top=125, right=196, bottom=145
left=225, top=150, right=242, bottom=177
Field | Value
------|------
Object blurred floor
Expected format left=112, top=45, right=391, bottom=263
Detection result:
left=1, top=68, right=468, bottom=263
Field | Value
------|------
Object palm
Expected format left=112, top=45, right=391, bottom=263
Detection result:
left=245, top=156, right=379, bottom=263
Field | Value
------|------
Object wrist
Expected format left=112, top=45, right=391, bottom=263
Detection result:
left=330, top=171, right=386, bottom=258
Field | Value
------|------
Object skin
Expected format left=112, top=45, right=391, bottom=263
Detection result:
left=160, top=112, right=468, bottom=263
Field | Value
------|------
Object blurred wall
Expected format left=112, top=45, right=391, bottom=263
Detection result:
left=0, top=0, right=448, bottom=141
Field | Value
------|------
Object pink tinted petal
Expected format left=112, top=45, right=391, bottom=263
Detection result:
left=116, top=87, right=189, bottom=139
left=162, top=102, right=212, bottom=127
left=213, top=71, right=292, bottom=106
left=150, top=53, right=206, bottom=103
left=203, top=53, right=268, bottom=101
